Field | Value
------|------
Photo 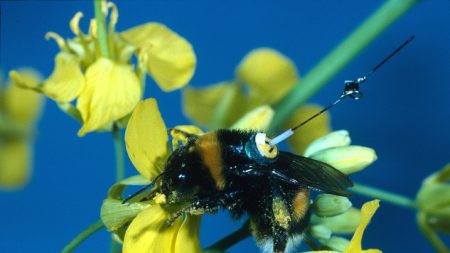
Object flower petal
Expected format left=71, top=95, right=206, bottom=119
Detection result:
left=236, top=48, right=298, bottom=103
left=123, top=205, right=182, bottom=253
left=345, top=200, right=381, bottom=253
left=310, top=146, right=377, bottom=175
left=125, top=99, right=170, bottom=180
left=304, top=130, right=351, bottom=157
left=183, top=82, right=239, bottom=127
left=77, top=58, right=141, bottom=136
left=0, top=139, right=31, bottom=189
left=42, top=52, right=85, bottom=103
left=231, top=105, right=274, bottom=131
left=174, top=215, right=202, bottom=253
left=6, top=69, right=44, bottom=126
left=283, top=105, right=330, bottom=155
left=121, top=22, right=196, bottom=91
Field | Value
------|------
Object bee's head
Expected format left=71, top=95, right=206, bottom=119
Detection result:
left=245, top=132, right=278, bottom=164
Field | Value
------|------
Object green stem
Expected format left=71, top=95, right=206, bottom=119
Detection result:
left=112, top=124, right=125, bottom=182
left=61, top=220, right=104, bottom=253
left=417, top=212, right=450, bottom=253
left=110, top=238, right=120, bottom=253
left=269, top=0, right=419, bottom=132
left=351, top=182, right=417, bottom=209
left=205, top=220, right=251, bottom=252
left=94, top=0, right=110, bottom=58
left=111, top=125, right=125, bottom=252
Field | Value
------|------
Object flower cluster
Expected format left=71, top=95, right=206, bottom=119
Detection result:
left=302, top=131, right=379, bottom=252
left=0, top=69, right=43, bottom=189
left=10, top=1, right=196, bottom=136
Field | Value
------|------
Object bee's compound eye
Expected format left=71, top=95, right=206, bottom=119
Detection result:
left=255, top=132, right=278, bottom=159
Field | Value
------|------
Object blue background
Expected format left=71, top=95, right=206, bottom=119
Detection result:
left=1, top=1, right=450, bottom=252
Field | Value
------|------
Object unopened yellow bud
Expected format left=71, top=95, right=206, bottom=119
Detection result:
left=310, top=146, right=377, bottom=174
left=304, top=130, right=351, bottom=157
left=314, top=194, right=352, bottom=217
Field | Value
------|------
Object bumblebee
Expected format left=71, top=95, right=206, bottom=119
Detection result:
left=148, top=128, right=352, bottom=253
left=124, top=36, right=416, bottom=253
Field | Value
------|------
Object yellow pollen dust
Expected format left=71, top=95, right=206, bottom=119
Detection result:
left=153, top=193, right=167, bottom=204
left=272, top=197, right=291, bottom=229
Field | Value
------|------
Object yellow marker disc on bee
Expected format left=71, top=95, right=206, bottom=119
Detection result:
left=255, top=132, right=278, bottom=159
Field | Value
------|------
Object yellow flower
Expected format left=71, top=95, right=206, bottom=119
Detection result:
left=120, top=98, right=274, bottom=252
left=123, top=99, right=201, bottom=253
left=10, top=1, right=196, bottom=136
left=183, top=48, right=329, bottom=153
left=304, top=200, right=382, bottom=253
left=0, top=69, right=43, bottom=189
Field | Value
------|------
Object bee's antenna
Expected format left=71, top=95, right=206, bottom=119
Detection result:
left=122, top=172, right=165, bottom=204
left=269, top=36, right=415, bottom=146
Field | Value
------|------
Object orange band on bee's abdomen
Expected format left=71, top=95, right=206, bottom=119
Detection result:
left=292, top=189, right=310, bottom=221
left=195, top=132, right=226, bottom=189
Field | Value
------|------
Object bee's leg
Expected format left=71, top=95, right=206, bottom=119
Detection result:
left=169, top=128, right=200, bottom=149
left=167, top=196, right=219, bottom=226
left=168, top=128, right=199, bottom=138
left=271, top=183, right=291, bottom=253
left=272, top=224, right=288, bottom=253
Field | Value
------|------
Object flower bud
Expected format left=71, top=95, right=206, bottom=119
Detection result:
left=416, top=163, right=450, bottom=234
left=310, top=145, right=377, bottom=174
left=313, top=194, right=352, bottom=217
left=308, top=224, right=332, bottom=241
left=316, top=207, right=361, bottom=234
left=320, top=236, right=350, bottom=252
left=304, top=130, right=351, bottom=157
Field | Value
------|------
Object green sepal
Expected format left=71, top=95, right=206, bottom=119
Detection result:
left=100, top=198, right=150, bottom=232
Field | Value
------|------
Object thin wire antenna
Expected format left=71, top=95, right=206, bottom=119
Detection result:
left=269, top=36, right=415, bottom=146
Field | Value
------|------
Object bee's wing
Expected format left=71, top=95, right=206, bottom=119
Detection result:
left=275, top=151, right=353, bottom=196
